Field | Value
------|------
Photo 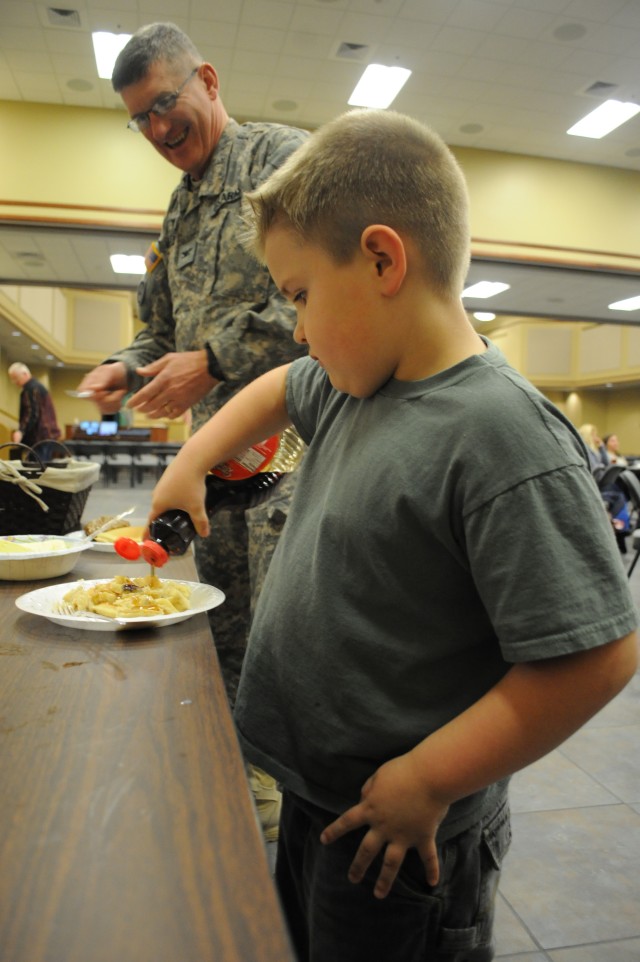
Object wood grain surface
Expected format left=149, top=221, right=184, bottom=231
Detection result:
left=0, top=552, right=294, bottom=962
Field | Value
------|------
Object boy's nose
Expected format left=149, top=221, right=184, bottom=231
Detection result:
left=293, top=317, right=307, bottom=345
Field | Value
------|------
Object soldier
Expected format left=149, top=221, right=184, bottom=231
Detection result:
left=78, top=22, right=308, bottom=840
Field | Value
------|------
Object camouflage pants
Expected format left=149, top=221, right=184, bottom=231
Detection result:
left=194, top=471, right=299, bottom=707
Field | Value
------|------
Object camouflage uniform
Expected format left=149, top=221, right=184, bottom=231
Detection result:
left=107, top=119, right=308, bottom=703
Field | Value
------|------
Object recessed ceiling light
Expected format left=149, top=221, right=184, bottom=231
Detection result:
left=608, top=295, right=640, bottom=311
left=11, top=330, right=21, bottom=337
left=67, top=78, right=94, bottom=92
left=348, top=64, right=411, bottom=109
left=92, top=31, right=131, bottom=80
left=31, top=343, right=40, bottom=350
left=272, top=99, right=298, bottom=112
left=567, top=100, right=640, bottom=139
left=473, top=312, right=496, bottom=322
left=462, top=281, right=510, bottom=299
left=110, top=254, right=145, bottom=275
left=553, top=23, right=587, bottom=42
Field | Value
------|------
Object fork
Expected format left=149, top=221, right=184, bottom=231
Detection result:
left=54, top=601, right=127, bottom=624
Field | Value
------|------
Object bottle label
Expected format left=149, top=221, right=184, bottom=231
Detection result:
left=211, top=435, right=279, bottom=481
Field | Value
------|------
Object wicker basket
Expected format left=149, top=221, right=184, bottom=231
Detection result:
left=0, top=442, right=101, bottom=536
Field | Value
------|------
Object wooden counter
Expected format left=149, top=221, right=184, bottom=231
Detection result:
left=0, top=551, right=295, bottom=962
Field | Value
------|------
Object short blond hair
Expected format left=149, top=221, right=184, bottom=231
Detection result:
left=246, top=109, right=470, bottom=297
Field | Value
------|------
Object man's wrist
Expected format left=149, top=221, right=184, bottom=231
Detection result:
left=205, top=343, right=225, bottom=381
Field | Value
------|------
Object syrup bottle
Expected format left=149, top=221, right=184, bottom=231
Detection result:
left=115, top=427, right=305, bottom=568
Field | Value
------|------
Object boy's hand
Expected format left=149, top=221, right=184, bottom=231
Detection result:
left=320, top=752, right=449, bottom=899
left=147, top=458, right=210, bottom=539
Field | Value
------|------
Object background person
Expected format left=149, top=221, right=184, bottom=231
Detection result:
left=145, top=109, right=638, bottom=961
left=77, top=21, right=308, bottom=840
left=603, top=433, right=628, bottom=466
left=8, top=362, right=61, bottom=462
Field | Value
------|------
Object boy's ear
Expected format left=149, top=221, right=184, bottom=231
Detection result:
left=360, top=225, right=407, bottom=296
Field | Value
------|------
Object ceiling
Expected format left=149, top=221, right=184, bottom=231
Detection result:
left=1, top=0, right=640, bottom=367
left=3, top=0, right=640, bottom=169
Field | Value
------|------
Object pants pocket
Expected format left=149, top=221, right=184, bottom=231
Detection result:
left=435, top=799, right=511, bottom=961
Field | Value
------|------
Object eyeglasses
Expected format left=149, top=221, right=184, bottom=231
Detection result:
left=127, top=67, right=199, bottom=133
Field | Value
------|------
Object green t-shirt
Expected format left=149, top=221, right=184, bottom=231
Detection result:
left=234, top=342, right=637, bottom=838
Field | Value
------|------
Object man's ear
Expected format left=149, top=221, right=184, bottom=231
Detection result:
left=200, top=62, right=220, bottom=99
left=360, top=225, right=407, bottom=296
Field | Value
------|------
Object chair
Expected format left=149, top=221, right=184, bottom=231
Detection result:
left=132, top=451, right=160, bottom=486
left=617, top=470, right=640, bottom=576
left=595, top=463, right=626, bottom=490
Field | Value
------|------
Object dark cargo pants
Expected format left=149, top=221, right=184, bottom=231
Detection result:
left=276, top=790, right=511, bottom=962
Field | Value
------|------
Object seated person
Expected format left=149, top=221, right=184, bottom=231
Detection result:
left=603, top=433, right=628, bottom=466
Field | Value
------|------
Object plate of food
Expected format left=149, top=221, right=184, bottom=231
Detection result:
left=15, top=575, right=225, bottom=631
left=0, top=535, right=90, bottom=581
left=69, top=514, right=148, bottom=552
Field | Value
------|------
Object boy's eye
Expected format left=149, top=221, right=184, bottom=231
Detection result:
left=293, top=291, right=307, bottom=305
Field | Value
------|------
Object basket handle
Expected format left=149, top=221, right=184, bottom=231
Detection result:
left=30, top=439, right=73, bottom=461
left=0, top=443, right=46, bottom=476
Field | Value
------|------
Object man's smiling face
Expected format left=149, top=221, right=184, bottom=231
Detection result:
left=121, top=60, right=225, bottom=180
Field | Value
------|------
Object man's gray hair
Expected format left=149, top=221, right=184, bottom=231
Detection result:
left=112, top=22, right=202, bottom=92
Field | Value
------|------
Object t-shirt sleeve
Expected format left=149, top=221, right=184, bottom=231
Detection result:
left=286, top=357, right=336, bottom=444
left=463, top=463, right=638, bottom=662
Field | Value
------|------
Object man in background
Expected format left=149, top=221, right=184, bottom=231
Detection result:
left=77, top=22, right=308, bottom=839
left=9, top=362, right=61, bottom=461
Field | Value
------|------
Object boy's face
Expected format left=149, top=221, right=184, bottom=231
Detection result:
left=264, top=224, right=403, bottom=398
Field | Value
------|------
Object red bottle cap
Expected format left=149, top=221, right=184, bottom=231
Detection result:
left=141, top=539, right=169, bottom=568
left=114, top=537, right=141, bottom=560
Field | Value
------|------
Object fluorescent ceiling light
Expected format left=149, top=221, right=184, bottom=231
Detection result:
left=567, top=99, right=640, bottom=139
left=608, top=295, right=640, bottom=311
left=462, top=281, right=510, bottom=299
left=348, top=64, right=411, bottom=109
left=110, top=254, right=146, bottom=275
left=473, top=312, right=496, bottom=322
left=92, top=31, right=132, bottom=80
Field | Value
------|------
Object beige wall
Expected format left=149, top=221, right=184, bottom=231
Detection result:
left=2, top=100, right=640, bottom=262
left=0, top=100, right=179, bottom=230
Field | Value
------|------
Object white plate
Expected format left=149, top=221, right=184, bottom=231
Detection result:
left=67, top=524, right=146, bottom=553
left=0, top=535, right=91, bottom=581
left=15, top=578, right=225, bottom=631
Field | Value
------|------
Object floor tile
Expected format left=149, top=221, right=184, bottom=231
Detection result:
left=509, top=750, right=618, bottom=814
left=495, top=954, right=549, bottom=962
left=499, top=804, right=640, bottom=948
left=583, top=672, right=640, bottom=729
left=559, top=725, right=640, bottom=803
left=494, top=893, right=539, bottom=955
left=547, top=938, right=640, bottom=961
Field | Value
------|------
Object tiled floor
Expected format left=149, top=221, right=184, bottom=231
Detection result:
left=83, top=476, right=640, bottom=961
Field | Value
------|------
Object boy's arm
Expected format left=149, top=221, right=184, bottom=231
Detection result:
left=321, top=631, right=638, bottom=899
left=147, top=364, right=292, bottom=536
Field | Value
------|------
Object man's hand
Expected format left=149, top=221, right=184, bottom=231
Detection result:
left=11, top=430, right=22, bottom=443
left=320, top=752, right=449, bottom=900
left=76, top=362, right=129, bottom=414
left=127, top=351, right=218, bottom=419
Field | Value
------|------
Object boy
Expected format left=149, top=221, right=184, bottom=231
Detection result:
left=147, top=110, right=638, bottom=962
